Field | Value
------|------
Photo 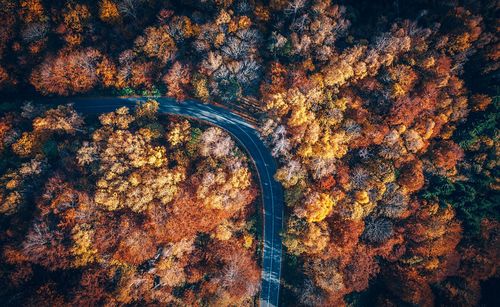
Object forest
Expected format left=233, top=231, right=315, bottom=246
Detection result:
left=0, top=0, right=499, bottom=306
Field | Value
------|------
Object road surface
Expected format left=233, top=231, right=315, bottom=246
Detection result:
left=66, top=97, right=283, bottom=307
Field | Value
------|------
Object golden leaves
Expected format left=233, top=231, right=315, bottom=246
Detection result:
left=99, top=0, right=120, bottom=23
left=99, top=107, right=134, bottom=129
left=215, top=10, right=231, bottom=26
left=296, top=192, right=335, bottom=223
left=86, top=105, right=191, bottom=212
left=167, top=120, right=191, bottom=147
left=32, top=105, right=84, bottom=134
left=71, top=224, right=97, bottom=267
left=193, top=76, right=210, bottom=101
left=20, top=0, right=45, bottom=23
left=12, top=132, right=37, bottom=157
left=137, top=26, right=177, bottom=64
left=62, top=3, right=91, bottom=46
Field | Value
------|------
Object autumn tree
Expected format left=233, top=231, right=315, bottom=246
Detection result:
left=163, top=61, right=191, bottom=100
left=134, top=26, right=177, bottom=65
left=397, top=159, right=425, bottom=193
left=59, top=3, right=92, bottom=47
left=30, top=49, right=113, bottom=95
left=78, top=104, right=186, bottom=212
left=193, top=9, right=263, bottom=102
left=199, top=240, right=260, bottom=306
left=429, top=140, right=464, bottom=173
left=99, top=0, right=121, bottom=24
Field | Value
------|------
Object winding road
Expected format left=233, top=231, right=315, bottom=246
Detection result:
left=67, top=97, right=283, bottom=307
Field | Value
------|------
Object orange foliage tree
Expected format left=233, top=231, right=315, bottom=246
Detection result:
left=30, top=49, right=113, bottom=95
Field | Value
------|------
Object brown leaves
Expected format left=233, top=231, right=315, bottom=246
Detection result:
left=398, top=159, right=424, bottom=193
left=431, top=140, right=464, bottom=172
left=135, top=26, right=177, bottom=64
left=32, top=105, right=84, bottom=134
left=200, top=240, right=260, bottom=305
left=97, top=216, right=156, bottom=265
left=163, top=62, right=191, bottom=100
left=0, top=66, right=9, bottom=89
left=30, top=49, right=104, bottom=95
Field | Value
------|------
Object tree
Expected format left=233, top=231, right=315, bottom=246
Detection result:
left=199, top=127, right=235, bottom=158
left=283, top=1, right=351, bottom=63
left=99, top=0, right=121, bottom=23
left=201, top=240, right=260, bottom=306
left=116, top=50, right=156, bottom=90
left=166, top=120, right=191, bottom=147
left=383, top=267, right=435, bottom=307
left=21, top=221, right=73, bottom=270
left=284, top=218, right=330, bottom=256
left=295, top=192, right=335, bottom=223
left=32, top=105, right=84, bottom=134
left=383, top=201, right=462, bottom=305
left=71, top=224, right=97, bottom=267
left=343, top=245, right=380, bottom=292
left=135, top=26, right=177, bottom=65
left=0, top=66, right=9, bottom=89
left=163, top=62, right=191, bottom=100
left=275, top=160, right=305, bottom=188
left=91, top=128, right=185, bottom=212
left=94, top=214, right=157, bottom=265
left=397, top=159, right=424, bottom=193
left=60, top=3, right=91, bottom=47
left=193, top=13, right=263, bottom=102
left=362, top=218, right=394, bottom=245
left=30, top=49, right=110, bottom=95
left=17, top=0, right=48, bottom=53
left=117, top=0, right=144, bottom=20
left=0, top=158, right=46, bottom=214
left=430, top=140, right=464, bottom=172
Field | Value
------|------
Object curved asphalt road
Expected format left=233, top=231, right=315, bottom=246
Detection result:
left=66, top=97, right=283, bottom=307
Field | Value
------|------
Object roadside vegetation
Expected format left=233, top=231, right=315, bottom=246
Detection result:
left=0, top=100, right=260, bottom=305
left=0, top=0, right=498, bottom=306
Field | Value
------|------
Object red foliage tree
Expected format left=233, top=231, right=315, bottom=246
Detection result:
left=397, top=159, right=425, bottom=193
left=93, top=214, right=157, bottom=266
left=342, top=245, right=380, bottom=292
left=200, top=240, right=260, bottom=305
left=163, top=61, right=191, bottom=100
left=30, top=48, right=107, bottom=95
left=431, top=140, right=464, bottom=171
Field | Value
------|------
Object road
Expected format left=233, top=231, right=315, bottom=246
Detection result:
left=67, top=97, right=283, bottom=307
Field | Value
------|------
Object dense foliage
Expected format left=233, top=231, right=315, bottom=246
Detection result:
left=0, top=0, right=498, bottom=306
left=0, top=101, right=260, bottom=305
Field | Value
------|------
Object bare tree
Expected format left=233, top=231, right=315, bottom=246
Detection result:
left=118, top=0, right=144, bottom=20
left=22, top=222, right=50, bottom=251
left=351, top=167, right=370, bottom=189
left=199, top=127, right=235, bottom=158
left=21, top=22, right=48, bottom=43
left=235, top=59, right=261, bottom=85
left=283, top=160, right=302, bottom=182
left=284, top=0, right=308, bottom=17
left=272, top=135, right=291, bottom=157
left=221, top=36, right=249, bottom=60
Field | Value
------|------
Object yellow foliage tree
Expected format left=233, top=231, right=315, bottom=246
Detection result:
left=167, top=120, right=191, bottom=147
left=86, top=106, right=187, bottom=212
left=297, top=192, right=336, bottom=223
left=136, top=27, right=177, bottom=64
left=12, top=132, right=36, bottom=157
left=284, top=218, right=330, bottom=255
left=71, top=224, right=97, bottom=267
left=99, top=0, right=120, bottom=23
